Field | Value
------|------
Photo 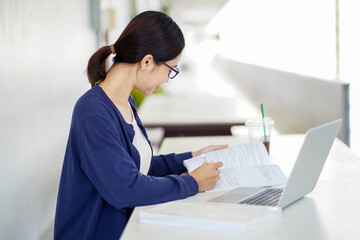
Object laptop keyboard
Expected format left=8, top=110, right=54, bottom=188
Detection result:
left=238, top=188, right=283, bottom=206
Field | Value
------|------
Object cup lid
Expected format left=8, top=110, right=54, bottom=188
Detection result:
left=245, top=117, right=274, bottom=126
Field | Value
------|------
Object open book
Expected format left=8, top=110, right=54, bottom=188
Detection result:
left=183, top=141, right=287, bottom=191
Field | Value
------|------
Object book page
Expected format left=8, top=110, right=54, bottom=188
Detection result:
left=210, top=164, right=287, bottom=191
left=184, top=141, right=270, bottom=173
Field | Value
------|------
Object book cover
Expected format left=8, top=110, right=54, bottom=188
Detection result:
left=139, top=200, right=281, bottom=232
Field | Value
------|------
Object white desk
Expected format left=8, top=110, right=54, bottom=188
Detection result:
left=120, top=135, right=360, bottom=240
left=138, top=94, right=259, bottom=137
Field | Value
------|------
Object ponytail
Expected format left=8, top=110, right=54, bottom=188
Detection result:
left=87, top=45, right=112, bottom=87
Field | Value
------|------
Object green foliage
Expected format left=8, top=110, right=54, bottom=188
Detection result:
left=161, top=5, right=169, bottom=14
left=131, top=87, right=164, bottom=108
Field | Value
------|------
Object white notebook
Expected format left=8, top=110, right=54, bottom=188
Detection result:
left=139, top=200, right=281, bottom=232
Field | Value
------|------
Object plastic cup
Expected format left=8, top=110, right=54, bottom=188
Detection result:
left=245, top=117, right=274, bottom=153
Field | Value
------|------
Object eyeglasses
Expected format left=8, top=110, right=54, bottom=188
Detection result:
left=162, top=62, right=179, bottom=79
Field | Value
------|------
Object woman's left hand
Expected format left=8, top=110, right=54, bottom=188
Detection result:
left=192, top=144, right=229, bottom=157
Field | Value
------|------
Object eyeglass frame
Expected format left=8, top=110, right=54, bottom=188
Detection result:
left=162, top=62, right=179, bottom=79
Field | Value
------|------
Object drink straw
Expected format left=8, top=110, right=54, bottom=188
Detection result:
left=261, top=104, right=267, bottom=142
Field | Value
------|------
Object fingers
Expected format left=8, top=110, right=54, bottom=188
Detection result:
left=190, top=160, right=223, bottom=192
left=203, top=161, right=223, bottom=172
left=214, top=161, right=223, bottom=169
left=210, top=162, right=222, bottom=178
left=211, top=144, right=229, bottom=151
left=193, top=144, right=229, bottom=157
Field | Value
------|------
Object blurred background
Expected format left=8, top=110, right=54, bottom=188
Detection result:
left=1, top=0, right=359, bottom=239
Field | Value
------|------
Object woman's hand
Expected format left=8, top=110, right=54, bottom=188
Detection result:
left=189, top=161, right=223, bottom=192
left=187, top=144, right=227, bottom=192
left=192, top=144, right=228, bottom=157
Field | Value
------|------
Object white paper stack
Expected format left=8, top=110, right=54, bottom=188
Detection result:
left=139, top=200, right=281, bottom=232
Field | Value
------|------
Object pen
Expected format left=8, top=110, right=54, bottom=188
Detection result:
left=202, top=154, right=209, bottom=163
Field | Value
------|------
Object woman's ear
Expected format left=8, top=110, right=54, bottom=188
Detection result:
left=140, top=54, right=155, bottom=71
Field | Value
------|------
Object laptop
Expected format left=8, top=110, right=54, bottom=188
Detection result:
left=210, top=119, right=342, bottom=208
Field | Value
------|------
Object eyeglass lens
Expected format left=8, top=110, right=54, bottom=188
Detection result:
left=169, top=70, right=178, bottom=78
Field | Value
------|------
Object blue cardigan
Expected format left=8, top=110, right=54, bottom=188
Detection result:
left=54, top=85, right=198, bottom=239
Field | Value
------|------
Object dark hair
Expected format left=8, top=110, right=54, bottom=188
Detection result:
left=87, top=11, right=185, bottom=87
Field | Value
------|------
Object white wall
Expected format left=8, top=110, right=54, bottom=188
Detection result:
left=0, top=0, right=95, bottom=239
left=208, top=0, right=336, bottom=80
left=207, top=0, right=360, bottom=154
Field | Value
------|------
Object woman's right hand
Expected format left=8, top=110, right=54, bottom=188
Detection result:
left=189, top=161, right=223, bottom=192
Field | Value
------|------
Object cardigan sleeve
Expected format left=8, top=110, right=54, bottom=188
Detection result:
left=148, top=152, right=192, bottom=177
left=78, top=115, right=198, bottom=209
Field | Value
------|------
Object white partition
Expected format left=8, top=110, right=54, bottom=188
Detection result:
left=0, top=1, right=94, bottom=239
left=213, top=54, right=350, bottom=145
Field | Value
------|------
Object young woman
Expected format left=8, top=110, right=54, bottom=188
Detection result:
left=54, top=11, right=226, bottom=239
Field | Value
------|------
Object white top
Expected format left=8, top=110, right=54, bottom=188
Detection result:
left=127, top=106, right=152, bottom=175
